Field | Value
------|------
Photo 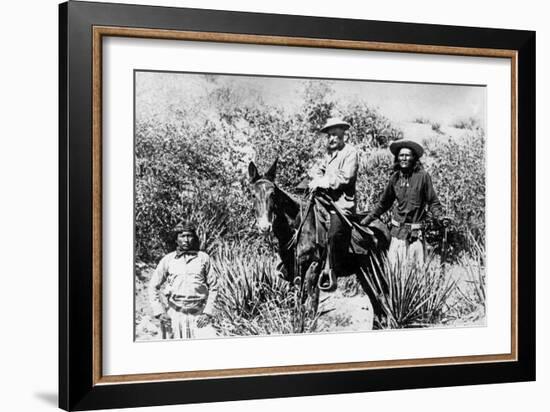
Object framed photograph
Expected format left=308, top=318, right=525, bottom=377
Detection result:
left=59, top=1, right=535, bottom=410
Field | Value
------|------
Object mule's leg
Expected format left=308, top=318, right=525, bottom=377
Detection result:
left=289, top=257, right=309, bottom=316
left=355, top=255, right=387, bottom=327
left=303, top=261, right=320, bottom=315
left=298, top=258, right=315, bottom=299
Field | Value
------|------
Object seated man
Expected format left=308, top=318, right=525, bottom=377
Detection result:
left=308, top=117, right=359, bottom=291
left=148, top=222, right=218, bottom=339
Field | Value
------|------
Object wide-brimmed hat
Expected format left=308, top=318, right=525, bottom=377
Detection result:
left=320, top=117, right=351, bottom=133
left=389, top=139, right=424, bottom=158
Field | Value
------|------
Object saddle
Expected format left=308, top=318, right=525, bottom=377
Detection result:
left=312, top=197, right=390, bottom=292
left=312, top=200, right=391, bottom=255
left=296, top=182, right=390, bottom=253
left=288, top=188, right=390, bottom=291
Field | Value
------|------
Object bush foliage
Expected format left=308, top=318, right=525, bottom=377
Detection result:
left=135, top=79, right=485, bottom=264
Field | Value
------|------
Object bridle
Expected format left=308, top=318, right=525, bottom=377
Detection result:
left=252, top=178, right=277, bottom=233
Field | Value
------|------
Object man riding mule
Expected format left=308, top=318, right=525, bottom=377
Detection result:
left=308, top=117, right=360, bottom=291
left=248, top=117, right=390, bottom=319
left=248, top=158, right=389, bottom=319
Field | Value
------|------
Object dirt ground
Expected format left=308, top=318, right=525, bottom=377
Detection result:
left=134, top=262, right=484, bottom=341
left=316, top=279, right=374, bottom=333
left=135, top=267, right=376, bottom=340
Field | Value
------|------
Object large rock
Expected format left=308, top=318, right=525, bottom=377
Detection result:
left=316, top=287, right=374, bottom=333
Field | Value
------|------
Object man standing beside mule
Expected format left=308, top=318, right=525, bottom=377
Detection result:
left=148, top=222, right=218, bottom=339
left=308, top=117, right=359, bottom=291
left=361, top=140, right=449, bottom=268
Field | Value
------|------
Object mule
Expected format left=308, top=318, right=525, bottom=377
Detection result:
left=248, top=159, right=389, bottom=320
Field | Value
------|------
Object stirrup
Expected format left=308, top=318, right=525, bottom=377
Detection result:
left=318, top=269, right=337, bottom=292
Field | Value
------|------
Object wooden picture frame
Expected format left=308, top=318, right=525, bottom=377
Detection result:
left=59, top=1, right=535, bottom=410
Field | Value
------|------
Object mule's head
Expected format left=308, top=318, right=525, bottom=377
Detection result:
left=248, top=159, right=278, bottom=235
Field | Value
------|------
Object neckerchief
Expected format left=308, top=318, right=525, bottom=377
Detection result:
left=175, top=250, right=198, bottom=259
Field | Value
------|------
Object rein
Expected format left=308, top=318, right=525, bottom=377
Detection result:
left=254, top=179, right=313, bottom=282
left=254, top=179, right=372, bottom=281
left=284, top=192, right=315, bottom=251
left=254, top=179, right=303, bottom=252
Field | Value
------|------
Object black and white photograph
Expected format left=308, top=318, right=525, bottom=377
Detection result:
left=134, top=71, right=487, bottom=341
left=0, top=0, right=543, bottom=409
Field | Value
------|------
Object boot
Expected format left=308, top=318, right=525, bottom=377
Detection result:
left=318, top=268, right=337, bottom=292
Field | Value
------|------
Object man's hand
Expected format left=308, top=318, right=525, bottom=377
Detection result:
left=155, top=313, right=170, bottom=325
left=308, top=162, right=325, bottom=179
left=360, top=215, right=375, bottom=226
left=308, top=178, right=329, bottom=191
left=196, top=313, right=212, bottom=328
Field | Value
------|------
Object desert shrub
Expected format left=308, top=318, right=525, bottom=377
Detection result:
left=356, top=148, right=395, bottom=214
left=431, top=122, right=442, bottom=134
left=452, top=116, right=482, bottom=130
left=212, top=244, right=321, bottom=335
left=344, top=103, right=403, bottom=150
left=424, top=131, right=486, bottom=256
left=361, top=254, right=457, bottom=328
left=413, top=117, right=431, bottom=125
left=301, top=81, right=335, bottom=133
left=135, top=118, right=255, bottom=262
left=242, top=107, right=324, bottom=192
left=135, top=78, right=485, bottom=265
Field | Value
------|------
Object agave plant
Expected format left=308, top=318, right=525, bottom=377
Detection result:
left=453, top=231, right=486, bottom=322
left=361, top=253, right=457, bottom=328
left=211, top=243, right=323, bottom=336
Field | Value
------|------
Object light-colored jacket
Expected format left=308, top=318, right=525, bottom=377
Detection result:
left=314, top=143, right=359, bottom=214
left=149, top=251, right=218, bottom=316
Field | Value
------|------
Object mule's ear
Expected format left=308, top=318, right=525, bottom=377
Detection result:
left=248, top=161, right=260, bottom=183
left=265, top=158, right=278, bottom=182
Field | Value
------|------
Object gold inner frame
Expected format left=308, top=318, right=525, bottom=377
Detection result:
left=92, top=26, right=518, bottom=386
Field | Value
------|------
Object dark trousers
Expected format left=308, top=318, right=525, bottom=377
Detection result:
left=328, top=212, right=351, bottom=275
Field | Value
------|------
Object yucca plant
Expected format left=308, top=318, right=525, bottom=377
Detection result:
left=454, top=232, right=486, bottom=322
left=211, top=243, right=322, bottom=336
left=361, top=253, right=456, bottom=328
left=212, top=244, right=283, bottom=317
